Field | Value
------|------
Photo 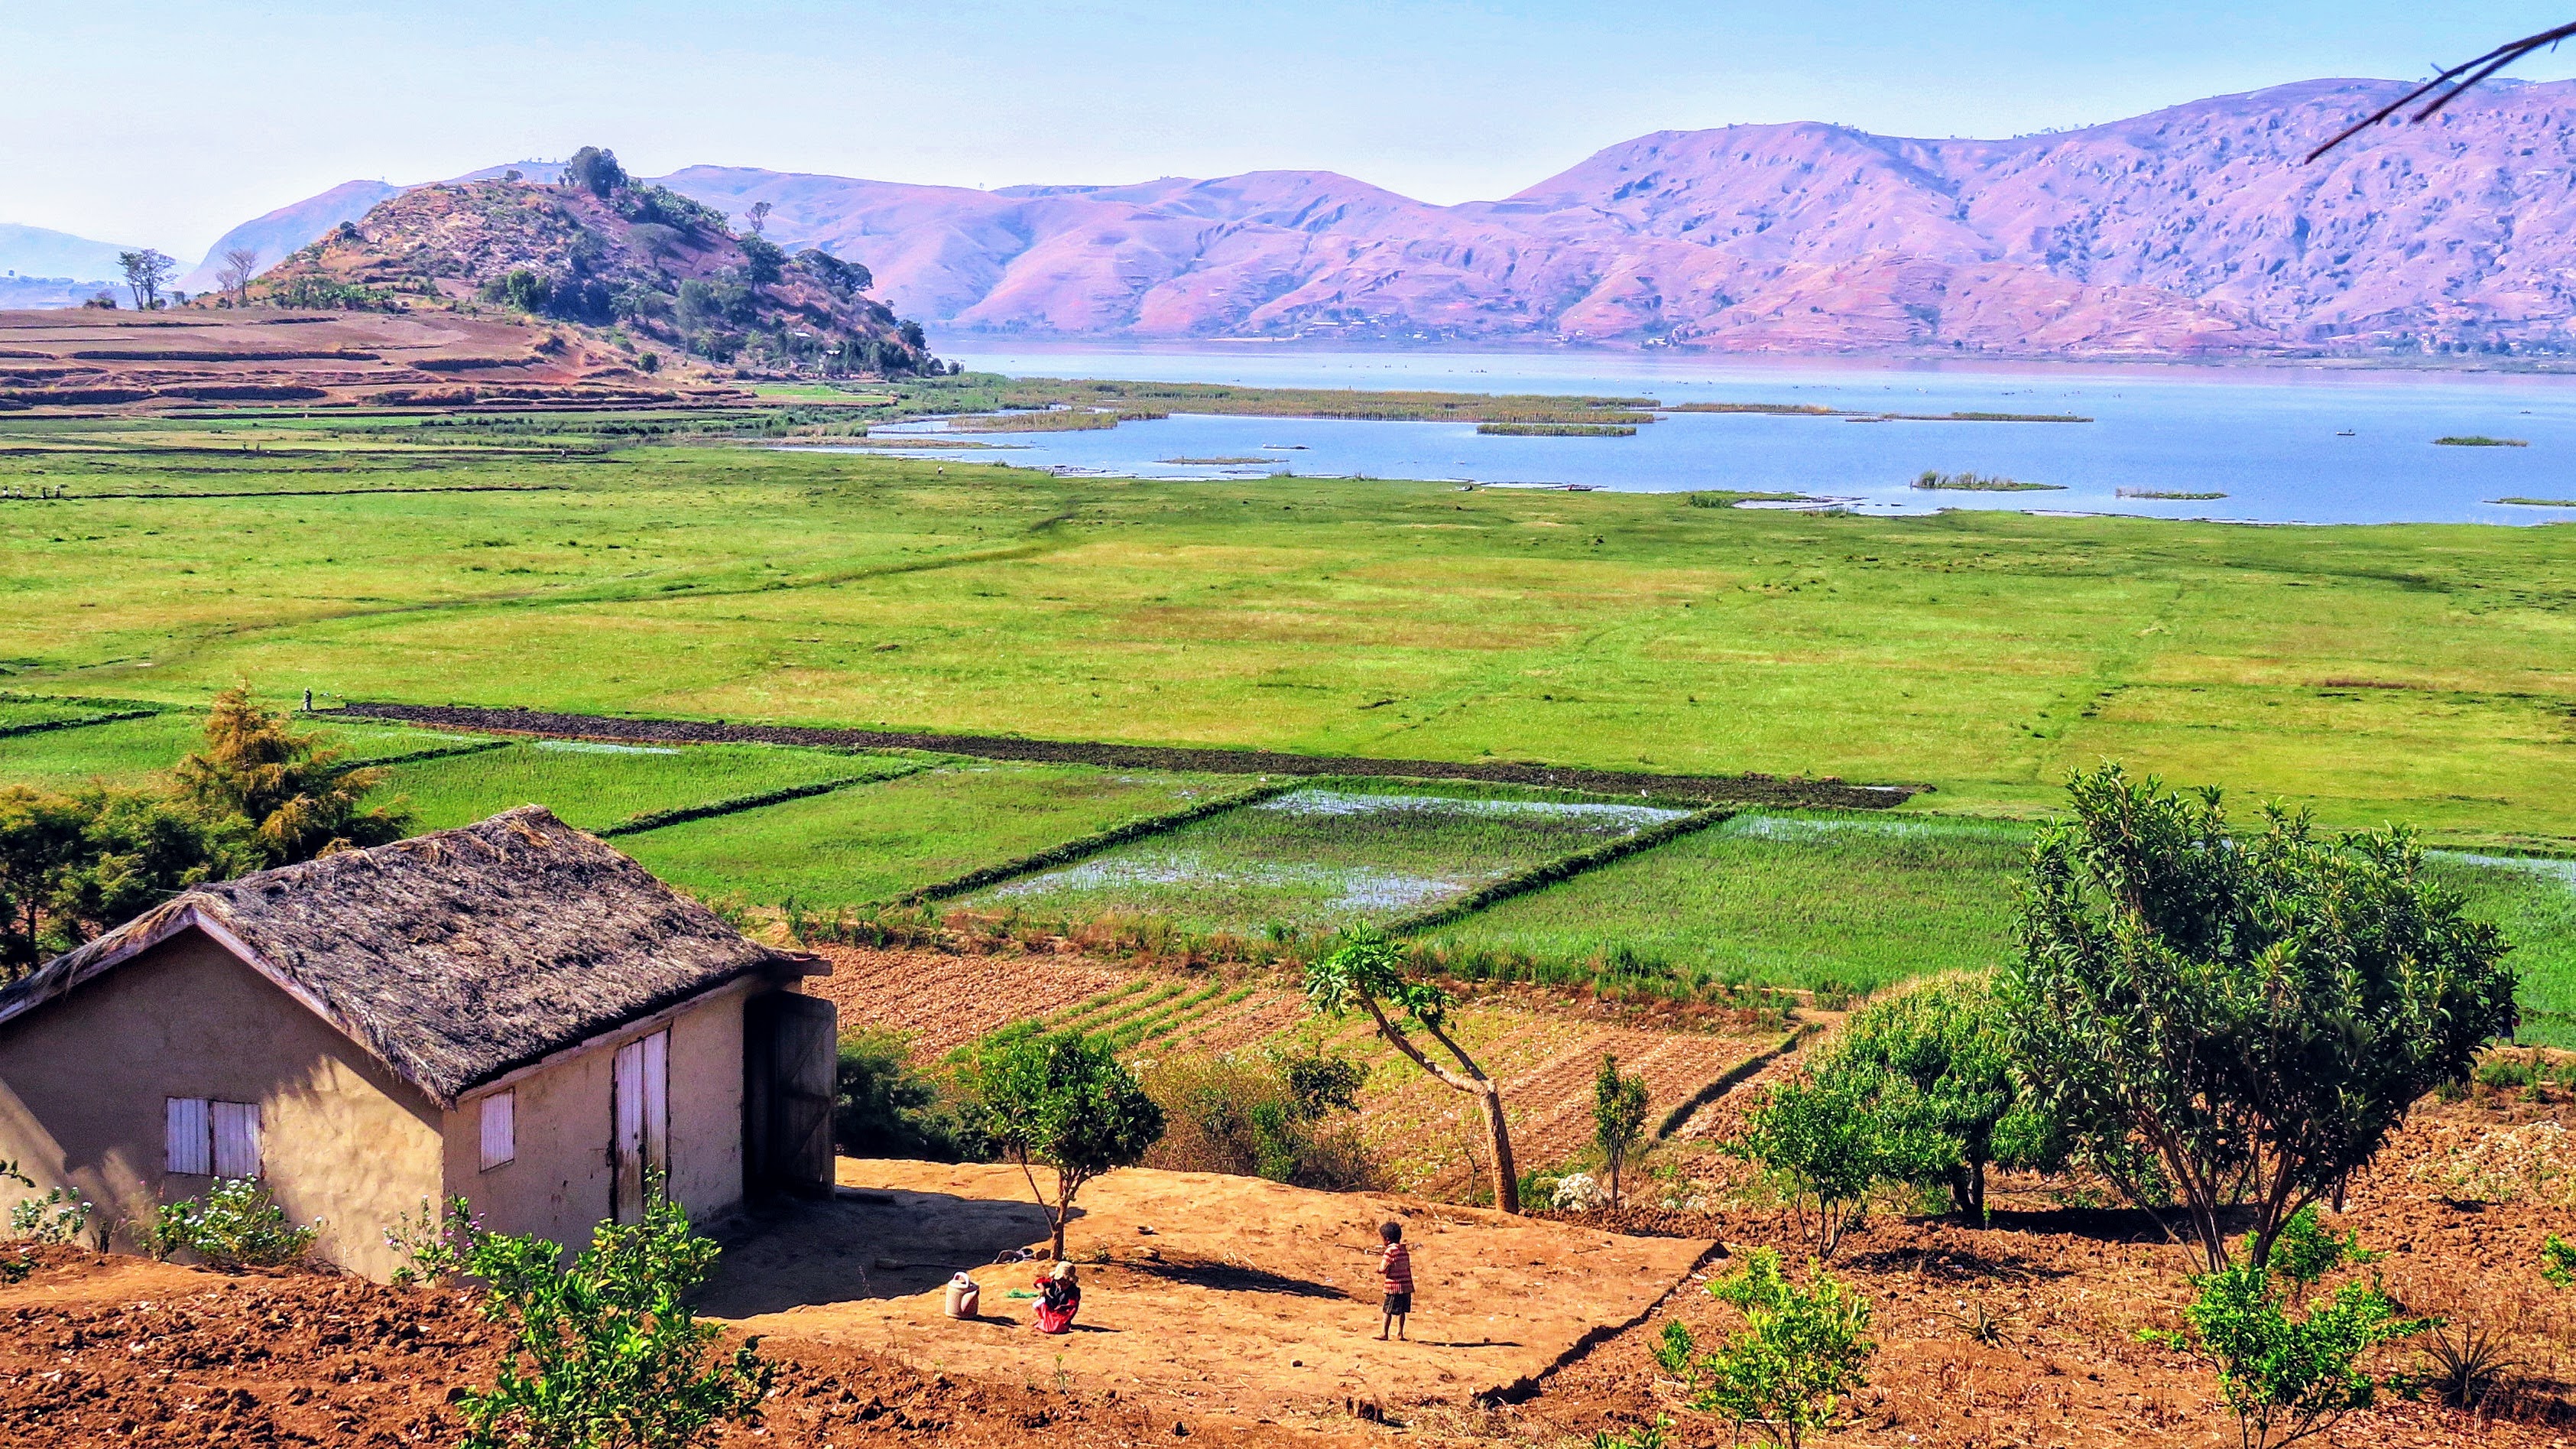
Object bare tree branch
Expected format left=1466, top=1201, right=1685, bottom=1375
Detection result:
left=2308, top=21, right=2576, bottom=161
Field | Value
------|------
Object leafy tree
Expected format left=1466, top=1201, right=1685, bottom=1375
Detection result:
left=2158, top=1257, right=2424, bottom=1449
left=796, top=249, right=871, bottom=294
left=2002, top=765, right=2515, bottom=1272
left=117, top=248, right=175, bottom=310
left=564, top=145, right=628, bottom=199
left=1819, top=978, right=2062, bottom=1217
left=742, top=200, right=771, bottom=237
left=1307, top=926, right=1521, bottom=1212
left=1592, top=1052, right=1650, bottom=1209
left=0, top=784, right=237, bottom=976
left=736, top=235, right=784, bottom=288
left=425, top=1191, right=771, bottom=1449
left=1728, top=1064, right=1950, bottom=1256
left=832, top=1028, right=968, bottom=1160
left=171, top=687, right=408, bottom=867
left=1656, top=1249, right=1874, bottom=1448
left=965, top=1029, right=1163, bottom=1259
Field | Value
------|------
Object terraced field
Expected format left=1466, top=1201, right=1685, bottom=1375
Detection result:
left=992, top=959, right=1779, bottom=1192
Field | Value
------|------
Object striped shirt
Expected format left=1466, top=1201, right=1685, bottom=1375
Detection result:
left=1381, top=1242, right=1414, bottom=1295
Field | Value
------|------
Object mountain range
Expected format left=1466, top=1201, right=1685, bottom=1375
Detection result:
left=40, top=76, right=2576, bottom=358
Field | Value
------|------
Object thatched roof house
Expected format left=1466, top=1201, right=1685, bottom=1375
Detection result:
left=0, top=807, right=836, bottom=1279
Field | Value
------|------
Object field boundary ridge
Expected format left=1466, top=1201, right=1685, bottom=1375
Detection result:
left=1385, top=806, right=1738, bottom=937
left=0, top=708, right=161, bottom=741
left=1653, top=1023, right=1819, bottom=1141
left=598, top=768, right=923, bottom=839
left=329, top=703, right=1917, bottom=809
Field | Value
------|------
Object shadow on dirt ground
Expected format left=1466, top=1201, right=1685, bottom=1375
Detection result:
left=698, top=1185, right=1072, bottom=1315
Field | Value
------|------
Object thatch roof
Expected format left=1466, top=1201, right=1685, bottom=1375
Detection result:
left=0, top=806, right=820, bottom=1105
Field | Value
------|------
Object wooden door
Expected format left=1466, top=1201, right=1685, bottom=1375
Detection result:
left=743, top=993, right=837, bottom=1196
left=612, top=1029, right=670, bottom=1223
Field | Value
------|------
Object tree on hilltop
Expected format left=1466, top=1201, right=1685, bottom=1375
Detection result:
left=565, top=145, right=628, bottom=199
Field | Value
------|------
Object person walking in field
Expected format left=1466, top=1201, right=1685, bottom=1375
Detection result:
left=1377, top=1220, right=1413, bottom=1340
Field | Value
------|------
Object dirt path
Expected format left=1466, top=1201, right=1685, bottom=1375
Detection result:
left=333, top=702, right=1916, bottom=808
left=704, top=1160, right=1715, bottom=1415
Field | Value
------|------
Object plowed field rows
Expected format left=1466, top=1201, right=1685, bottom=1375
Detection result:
left=803, top=945, right=1135, bottom=1055
left=827, top=947, right=1773, bottom=1193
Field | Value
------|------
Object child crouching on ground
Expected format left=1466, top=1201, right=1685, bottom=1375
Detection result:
left=1378, top=1220, right=1413, bottom=1340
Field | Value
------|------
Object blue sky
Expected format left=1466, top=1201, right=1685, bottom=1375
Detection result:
left=9, top=2, right=2576, bottom=258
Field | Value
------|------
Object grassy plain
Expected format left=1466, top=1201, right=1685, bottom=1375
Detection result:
left=617, top=763, right=1228, bottom=908
left=2, top=413, right=2571, bottom=855
left=961, top=779, right=1688, bottom=934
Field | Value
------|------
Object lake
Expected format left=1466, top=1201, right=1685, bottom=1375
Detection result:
left=826, top=345, right=2576, bottom=525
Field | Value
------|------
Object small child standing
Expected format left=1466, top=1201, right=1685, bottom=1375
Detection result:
left=1377, top=1220, right=1413, bottom=1341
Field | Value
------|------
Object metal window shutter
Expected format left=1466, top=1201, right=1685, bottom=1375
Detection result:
left=479, top=1092, right=516, bottom=1171
left=211, top=1100, right=261, bottom=1179
left=166, top=1097, right=210, bottom=1175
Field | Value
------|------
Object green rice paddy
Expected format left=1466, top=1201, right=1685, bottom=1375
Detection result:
left=1415, top=811, right=2033, bottom=994
left=960, top=778, right=1689, bottom=934
left=616, top=763, right=1230, bottom=908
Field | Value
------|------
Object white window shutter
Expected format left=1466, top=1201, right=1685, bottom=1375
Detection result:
left=166, top=1097, right=211, bottom=1175
left=641, top=1030, right=670, bottom=1178
left=211, top=1101, right=261, bottom=1179
left=479, top=1091, right=517, bottom=1171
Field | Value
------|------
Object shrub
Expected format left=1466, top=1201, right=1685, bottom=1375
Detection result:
left=2003, top=765, right=2516, bottom=1272
left=2475, top=1051, right=2539, bottom=1090
left=440, top=1190, right=771, bottom=1449
left=1140, top=1049, right=1376, bottom=1191
left=2163, top=1258, right=2424, bottom=1449
left=1658, top=1249, right=1874, bottom=1448
left=962, top=1029, right=1163, bottom=1259
left=2543, top=1233, right=2576, bottom=1288
left=2264, top=1204, right=2376, bottom=1305
left=1727, top=1066, right=1951, bottom=1256
left=1815, top=976, right=2062, bottom=1217
left=151, top=1178, right=316, bottom=1270
left=832, top=1028, right=971, bottom=1160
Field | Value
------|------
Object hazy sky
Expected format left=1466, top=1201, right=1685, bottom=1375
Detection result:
left=10, top=2, right=2576, bottom=258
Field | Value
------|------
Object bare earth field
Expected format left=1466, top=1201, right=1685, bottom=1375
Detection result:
left=9, top=1096, right=2568, bottom=1448
left=707, top=1161, right=1713, bottom=1414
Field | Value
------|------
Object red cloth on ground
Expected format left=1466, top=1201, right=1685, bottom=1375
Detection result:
left=1032, top=1273, right=1080, bottom=1334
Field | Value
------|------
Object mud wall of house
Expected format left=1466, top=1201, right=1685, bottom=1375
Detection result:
left=442, top=984, right=749, bottom=1246
left=0, top=933, right=445, bottom=1281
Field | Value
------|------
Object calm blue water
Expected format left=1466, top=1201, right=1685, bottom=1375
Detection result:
left=819, top=346, right=2576, bottom=525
